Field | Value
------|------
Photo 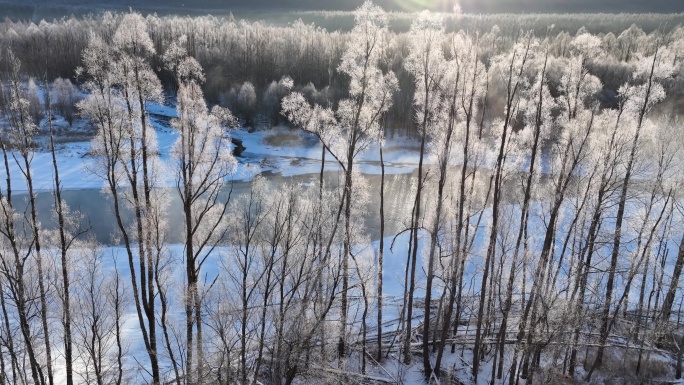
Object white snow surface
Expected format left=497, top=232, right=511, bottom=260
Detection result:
left=7, top=100, right=674, bottom=385
left=1, top=101, right=424, bottom=192
left=2, top=100, right=436, bottom=384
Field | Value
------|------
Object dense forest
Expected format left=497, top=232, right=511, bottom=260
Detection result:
left=3, top=9, right=684, bottom=133
left=3, top=0, right=684, bottom=15
left=1, top=1, right=684, bottom=384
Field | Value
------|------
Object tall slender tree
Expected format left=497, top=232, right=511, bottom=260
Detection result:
left=282, top=0, right=398, bottom=362
left=0, top=49, right=47, bottom=385
left=587, top=40, right=671, bottom=380
left=434, top=31, right=488, bottom=375
left=79, top=13, right=167, bottom=384
left=165, top=34, right=237, bottom=384
left=473, top=33, right=534, bottom=381
left=402, top=10, right=448, bottom=370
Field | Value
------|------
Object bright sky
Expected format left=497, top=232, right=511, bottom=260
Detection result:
left=391, top=0, right=459, bottom=12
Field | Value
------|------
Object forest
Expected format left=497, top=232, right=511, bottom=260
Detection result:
left=1, top=1, right=684, bottom=384
left=3, top=0, right=684, bottom=16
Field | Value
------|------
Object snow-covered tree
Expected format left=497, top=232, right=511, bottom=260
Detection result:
left=79, top=13, right=167, bottom=385
left=0, top=48, right=53, bottom=385
left=51, top=77, right=82, bottom=126
left=165, top=36, right=237, bottom=384
left=402, top=9, right=449, bottom=373
left=281, top=0, right=398, bottom=363
left=473, top=32, right=536, bottom=381
left=237, top=81, right=257, bottom=125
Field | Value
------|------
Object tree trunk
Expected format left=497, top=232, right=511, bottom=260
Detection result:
left=48, top=86, right=74, bottom=385
left=474, top=42, right=530, bottom=380
left=404, top=128, right=426, bottom=365
left=377, top=145, right=385, bottom=361
left=423, top=97, right=455, bottom=377
left=498, top=50, right=547, bottom=380
left=663, top=231, right=684, bottom=322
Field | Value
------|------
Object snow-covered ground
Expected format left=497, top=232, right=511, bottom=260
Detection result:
left=44, top=230, right=429, bottom=385
left=2, top=101, right=434, bottom=384
left=5, top=100, right=679, bottom=385
left=1, top=100, right=425, bottom=192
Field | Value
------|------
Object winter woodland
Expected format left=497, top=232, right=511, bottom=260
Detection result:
left=1, top=1, right=684, bottom=384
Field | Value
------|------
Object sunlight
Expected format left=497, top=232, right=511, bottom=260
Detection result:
left=2, top=1, right=684, bottom=384
left=391, top=0, right=459, bottom=12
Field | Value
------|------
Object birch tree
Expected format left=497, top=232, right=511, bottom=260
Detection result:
left=434, top=31, right=488, bottom=375
left=402, top=10, right=448, bottom=369
left=473, top=33, right=535, bottom=381
left=281, top=0, right=397, bottom=362
left=0, top=49, right=49, bottom=385
left=587, top=39, right=671, bottom=380
left=165, top=35, right=237, bottom=385
left=79, top=13, right=167, bottom=384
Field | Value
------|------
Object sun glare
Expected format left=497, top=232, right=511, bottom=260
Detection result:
left=392, top=0, right=460, bottom=12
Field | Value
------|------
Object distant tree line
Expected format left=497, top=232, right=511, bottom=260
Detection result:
left=1, top=11, right=684, bottom=134
left=4, top=0, right=684, bottom=19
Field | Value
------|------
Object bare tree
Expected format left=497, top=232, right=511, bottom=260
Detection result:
left=2, top=49, right=53, bottom=385
left=434, top=30, right=488, bottom=375
left=587, top=41, right=671, bottom=380
left=402, top=10, right=447, bottom=371
left=473, top=33, right=534, bottom=381
left=79, top=13, right=167, bottom=384
left=164, top=34, right=237, bottom=385
left=71, top=243, right=128, bottom=385
left=282, top=0, right=397, bottom=363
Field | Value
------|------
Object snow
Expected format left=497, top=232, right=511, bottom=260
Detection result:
left=231, top=126, right=425, bottom=178
left=0, top=100, right=437, bottom=384
left=0, top=102, right=425, bottom=192
left=4, top=98, right=678, bottom=385
left=0, top=98, right=542, bottom=384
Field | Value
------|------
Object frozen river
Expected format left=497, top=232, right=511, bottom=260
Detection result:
left=11, top=169, right=419, bottom=245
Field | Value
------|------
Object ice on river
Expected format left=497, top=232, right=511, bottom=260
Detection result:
left=0, top=100, right=425, bottom=192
